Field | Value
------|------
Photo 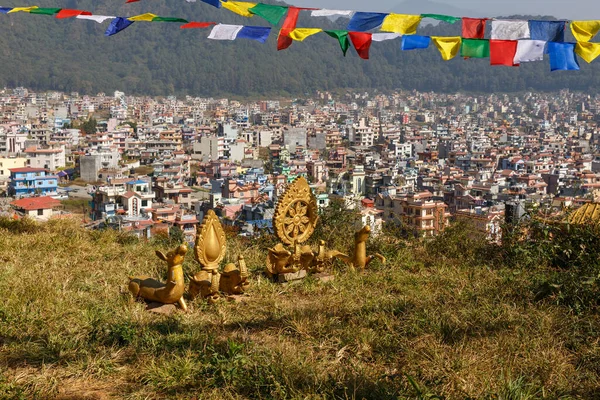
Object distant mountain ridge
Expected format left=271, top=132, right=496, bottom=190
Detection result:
left=0, top=0, right=598, bottom=97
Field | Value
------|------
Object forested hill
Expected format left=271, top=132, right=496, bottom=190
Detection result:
left=0, top=0, right=597, bottom=97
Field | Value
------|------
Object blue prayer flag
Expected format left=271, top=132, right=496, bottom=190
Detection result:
left=347, top=12, right=388, bottom=32
left=529, top=20, right=565, bottom=42
left=236, top=26, right=271, bottom=43
left=0, top=7, right=12, bottom=13
left=105, top=17, right=134, bottom=37
left=547, top=42, right=580, bottom=71
left=202, top=0, right=222, bottom=8
left=401, top=35, right=431, bottom=50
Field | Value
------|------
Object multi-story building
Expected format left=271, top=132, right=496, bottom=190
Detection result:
left=8, top=167, right=58, bottom=197
left=24, top=144, right=66, bottom=171
left=376, top=191, right=451, bottom=237
left=89, top=179, right=155, bottom=220
left=0, top=156, right=27, bottom=188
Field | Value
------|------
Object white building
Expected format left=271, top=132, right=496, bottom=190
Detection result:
left=24, top=145, right=66, bottom=171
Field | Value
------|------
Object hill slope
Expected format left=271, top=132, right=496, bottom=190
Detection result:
left=0, top=0, right=598, bottom=96
left=1, top=217, right=600, bottom=398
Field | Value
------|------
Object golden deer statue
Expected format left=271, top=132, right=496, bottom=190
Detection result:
left=329, top=225, right=386, bottom=271
left=128, top=243, right=188, bottom=312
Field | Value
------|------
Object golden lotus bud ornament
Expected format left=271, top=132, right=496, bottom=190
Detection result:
left=190, top=209, right=250, bottom=302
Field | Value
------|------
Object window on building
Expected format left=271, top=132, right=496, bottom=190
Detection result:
left=37, top=209, right=44, bottom=216
left=142, top=200, right=148, bottom=207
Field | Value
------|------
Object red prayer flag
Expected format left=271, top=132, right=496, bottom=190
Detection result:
left=462, top=18, right=487, bottom=39
left=277, top=7, right=301, bottom=51
left=490, top=40, right=519, bottom=66
left=56, top=9, right=92, bottom=19
left=349, top=32, right=372, bottom=60
left=126, top=0, right=141, bottom=2
left=180, top=22, right=217, bottom=29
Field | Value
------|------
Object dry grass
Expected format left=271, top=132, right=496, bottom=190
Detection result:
left=0, top=218, right=599, bottom=399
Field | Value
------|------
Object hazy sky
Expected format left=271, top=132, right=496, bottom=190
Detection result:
left=291, top=0, right=590, bottom=19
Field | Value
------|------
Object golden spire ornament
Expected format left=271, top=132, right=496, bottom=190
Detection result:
left=190, top=210, right=250, bottom=303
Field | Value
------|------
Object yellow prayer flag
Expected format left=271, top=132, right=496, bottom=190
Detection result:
left=576, top=41, right=600, bottom=63
left=7, top=6, right=39, bottom=13
left=571, top=21, right=600, bottom=42
left=289, top=28, right=323, bottom=42
left=128, top=13, right=158, bottom=22
left=431, top=36, right=462, bottom=60
left=221, top=1, right=257, bottom=18
left=381, top=14, right=422, bottom=35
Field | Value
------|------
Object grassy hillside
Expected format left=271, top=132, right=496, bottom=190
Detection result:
left=0, top=217, right=599, bottom=399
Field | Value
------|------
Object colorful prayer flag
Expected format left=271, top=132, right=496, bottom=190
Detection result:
left=311, top=10, right=353, bottom=18
left=460, top=39, right=490, bottom=58
left=462, top=18, right=487, bottom=39
left=372, top=33, right=400, bottom=42
left=347, top=12, right=388, bottom=32
left=547, top=42, right=580, bottom=70
left=29, top=8, right=62, bottom=16
left=202, top=0, right=222, bottom=8
left=570, top=21, right=600, bottom=42
left=513, top=40, right=546, bottom=63
left=77, top=15, right=115, bottom=23
left=529, top=20, right=565, bottom=42
left=8, top=7, right=39, bottom=13
left=208, top=24, right=244, bottom=40
left=180, top=22, right=217, bottom=29
left=152, top=17, right=189, bottom=23
left=248, top=4, right=287, bottom=25
left=221, top=1, right=256, bottom=18
left=575, top=41, right=600, bottom=63
left=381, top=14, right=421, bottom=35
left=289, top=28, right=323, bottom=41
left=491, top=20, right=530, bottom=40
left=277, top=7, right=300, bottom=50
left=56, top=9, right=92, bottom=19
left=490, top=40, right=519, bottom=66
left=349, top=32, right=372, bottom=59
left=432, top=36, right=461, bottom=60
left=421, top=14, right=460, bottom=24
left=105, top=17, right=134, bottom=36
left=128, top=13, right=158, bottom=22
left=401, top=35, right=430, bottom=50
left=325, top=30, right=350, bottom=56
left=236, top=26, right=271, bottom=43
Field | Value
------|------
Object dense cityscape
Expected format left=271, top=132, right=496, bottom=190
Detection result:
left=1, top=87, right=600, bottom=242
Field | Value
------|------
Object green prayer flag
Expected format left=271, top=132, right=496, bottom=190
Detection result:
left=30, top=7, right=62, bottom=15
left=460, top=38, right=490, bottom=58
left=249, top=4, right=288, bottom=25
left=152, top=17, right=189, bottom=23
left=421, top=14, right=460, bottom=24
left=325, top=30, right=350, bottom=56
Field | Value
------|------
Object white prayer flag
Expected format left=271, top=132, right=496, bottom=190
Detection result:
left=491, top=20, right=531, bottom=40
left=76, top=15, right=116, bottom=23
left=513, top=40, right=546, bottom=63
left=371, top=33, right=401, bottom=42
left=310, top=9, right=354, bottom=18
left=208, top=24, right=244, bottom=41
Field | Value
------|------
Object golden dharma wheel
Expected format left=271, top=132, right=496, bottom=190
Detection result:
left=273, top=177, right=319, bottom=246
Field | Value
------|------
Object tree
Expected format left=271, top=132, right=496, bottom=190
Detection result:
left=125, top=121, right=138, bottom=134
left=81, top=118, right=97, bottom=136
